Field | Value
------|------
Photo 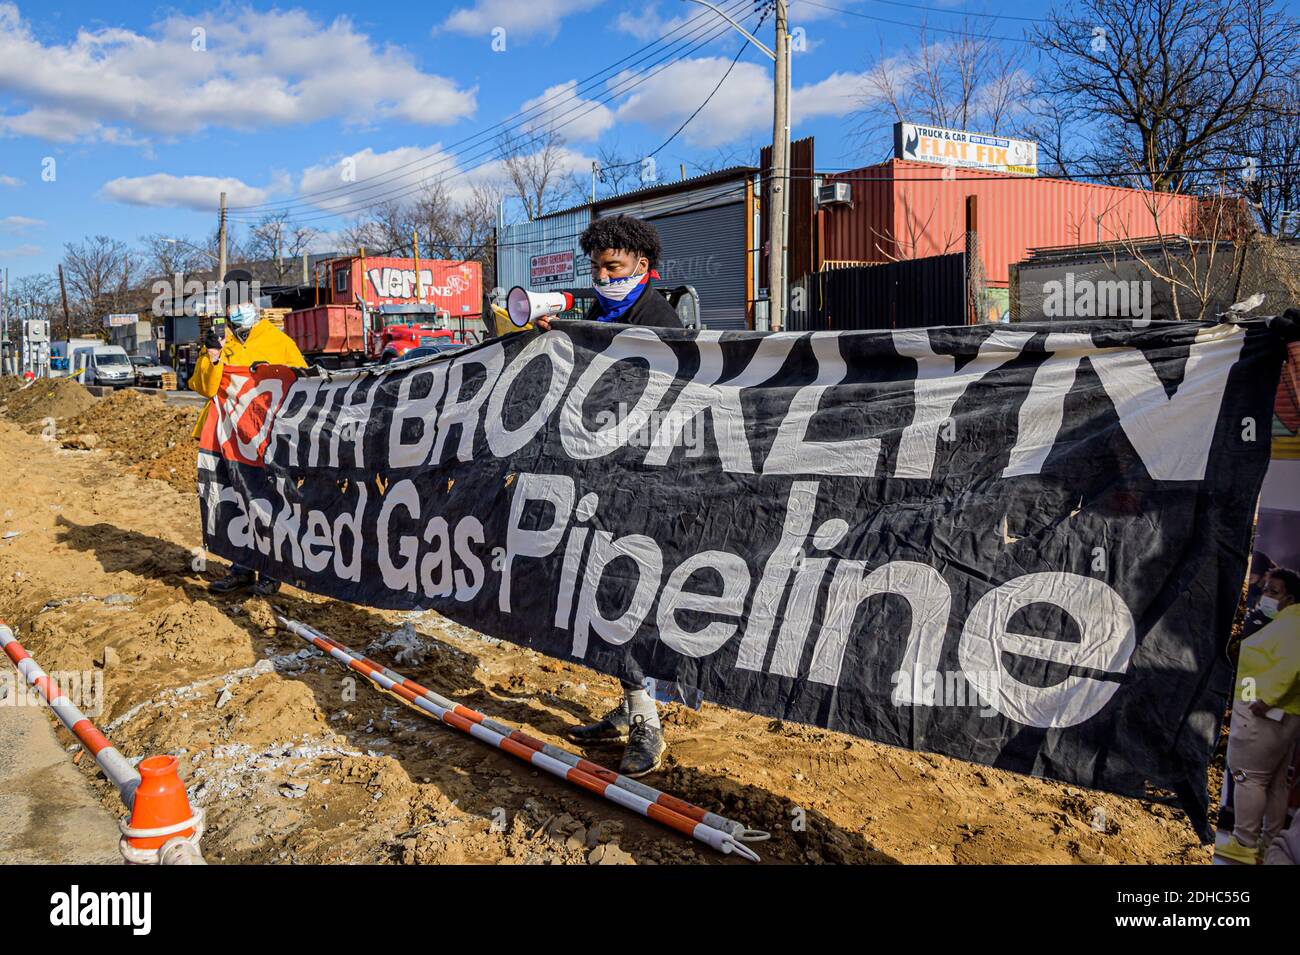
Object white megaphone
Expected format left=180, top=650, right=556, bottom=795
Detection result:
left=506, top=286, right=574, bottom=328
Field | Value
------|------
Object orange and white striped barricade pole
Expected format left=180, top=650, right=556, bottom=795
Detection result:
left=276, top=615, right=762, bottom=862
left=279, top=616, right=768, bottom=844
left=1, top=620, right=205, bottom=864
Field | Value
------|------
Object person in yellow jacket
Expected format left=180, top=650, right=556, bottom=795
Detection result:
left=189, top=301, right=307, bottom=596
left=1218, top=567, right=1300, bottom=864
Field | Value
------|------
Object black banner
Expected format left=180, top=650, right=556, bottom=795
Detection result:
left=198, top=319, right=1288, bottom=834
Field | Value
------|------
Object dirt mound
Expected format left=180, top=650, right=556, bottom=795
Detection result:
left=0, top=376, right=95, bottom=423
left=55, top=388, right=200, bottom=493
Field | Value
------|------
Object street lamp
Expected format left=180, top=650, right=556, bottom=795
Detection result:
left=683, top=0, right=790, bottom=330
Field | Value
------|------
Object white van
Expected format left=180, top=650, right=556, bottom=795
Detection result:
left=70, top=344, right=135, bottom=388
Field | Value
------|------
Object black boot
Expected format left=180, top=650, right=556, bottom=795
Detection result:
left=209, top=567, right=255, bottom=594
left=252, top=575, right=281, bottom=596
left=619, top=714, right=666, bottom=778
left=567, top=701, right=631, bottom=743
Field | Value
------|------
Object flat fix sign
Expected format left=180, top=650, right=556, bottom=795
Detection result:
left=895, top=121, right=1037, bottom=176
left=530, top=251, right=575, bottom=286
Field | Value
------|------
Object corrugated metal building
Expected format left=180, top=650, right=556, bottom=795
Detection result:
left=815, top=159, right=1200, bottom=288
left=495, top=166, right=758, bottom=329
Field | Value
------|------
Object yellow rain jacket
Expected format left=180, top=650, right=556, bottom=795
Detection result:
left=1235, top=604, right=1300, bottom=715
left=188, top=319, right=307, bottom=439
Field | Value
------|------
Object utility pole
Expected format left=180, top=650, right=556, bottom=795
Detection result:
left=2, top=269, right=8, bottom=374
left=218, top=190, right=228, bottom=288
left=770, top=0, right=790, bottom=330
left=682, top=0, right=789, bottom=329
left=57, top=264, right=71, bottom=342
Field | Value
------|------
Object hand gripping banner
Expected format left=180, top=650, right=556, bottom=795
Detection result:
left=198, top=318, right=1293, bottom=835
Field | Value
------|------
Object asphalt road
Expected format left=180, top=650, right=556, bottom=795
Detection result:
left=0, top=697, right=121, bottom=864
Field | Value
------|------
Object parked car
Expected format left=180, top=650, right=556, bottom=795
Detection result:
left=391, top=340, right=464, bottom=362
left=129, top=355, right=169, bottom=388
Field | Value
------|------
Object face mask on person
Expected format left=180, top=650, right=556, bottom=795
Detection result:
left=1258, top=596, right=1281, bottom=618
left=592, top=267, right=647, bottom=302
left=230, top=302, right=258, bottom=330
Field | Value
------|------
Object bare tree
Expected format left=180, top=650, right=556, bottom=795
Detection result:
left=1222, top=79, right=1300, bottom=237
left=6, top=271, right=61, bottom=339
left=338, top=178, right=502, bottom=285
left=684, top=143, right=755, bottom=177
left=591, top=143, right=637, bottom=198
left=1034, top=0, right=1300, bottom=192
left=61, top=235, right=138, bottom=330
left=139, top=233, right=214, bottom=278
left=1113, top=182, right=1256, bottom=321
left=248, top=212, right=320, bottom=282
left=856, top=19, right=1035, bottom=155
left=496, top=127, right=582, bottom=220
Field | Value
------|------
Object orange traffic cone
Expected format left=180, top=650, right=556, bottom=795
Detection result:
left=128, top=755, right=196, bottom=850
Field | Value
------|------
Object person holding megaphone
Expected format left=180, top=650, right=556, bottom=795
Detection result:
left=530, top=215, right=684, bottom=777
left=531, top=214, right=684, bottom=333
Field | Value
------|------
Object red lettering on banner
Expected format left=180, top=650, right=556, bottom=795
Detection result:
left=199, top=365, right=298, bottom=466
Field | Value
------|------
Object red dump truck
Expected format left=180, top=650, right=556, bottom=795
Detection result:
left=286, top=255, right=483, bottom=368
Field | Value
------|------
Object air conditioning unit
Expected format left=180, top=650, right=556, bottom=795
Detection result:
left=817, top=181, right=851, bottom=208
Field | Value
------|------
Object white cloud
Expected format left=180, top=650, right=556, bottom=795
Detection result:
left=441, top=0, right=600, bottom=40
left=0, top=243, right=40, bottom=258
left=99, top=173, right=277, bottom=210
left=0, top=174, right=21, bottom=187
left=792, top=71, right=869, bottom=121
left=518, top=81, right=614, bottom=141
left=614, top=57, right=772, bottom=147
left=298, top=145, right=466, bottom=215
left=0, top=214, right=42, bottom=234
left=0, top=4, right=477, bottom=144
left=613, top=56, right=870, bottom=147
left=615, top=4, right=697, bottom=41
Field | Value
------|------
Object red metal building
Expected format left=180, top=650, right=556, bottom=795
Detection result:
left=815, top=159, right=1200, bottom=289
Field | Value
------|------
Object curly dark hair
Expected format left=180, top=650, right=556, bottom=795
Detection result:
left=580, top=214, right=662, bottom=269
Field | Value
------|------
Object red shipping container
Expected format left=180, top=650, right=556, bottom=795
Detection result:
left=819, top=160, right=1201, bottom=287
left=328, top=257, right=482, bottom=316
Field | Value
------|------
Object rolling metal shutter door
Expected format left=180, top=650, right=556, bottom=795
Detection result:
left=649, top=202, right=746, bottom=330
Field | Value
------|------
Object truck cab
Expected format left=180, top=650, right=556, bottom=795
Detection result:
left=372, top=304, right=459, bottom=362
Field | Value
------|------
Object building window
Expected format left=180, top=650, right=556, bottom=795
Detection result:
left=334, top=269, right=348, bottom=294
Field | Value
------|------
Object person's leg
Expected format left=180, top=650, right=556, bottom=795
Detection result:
left=567, top=677, right=666, bottom=778
left=1261, top=716, right=1300, bottom=846
left=622, top=678, right=661, bottom=729
left=567, top=679, right=636, bottom=743
left=1265, top=809, right=1300, bottom=865
left=1228, top=706, right=1288, bottom=849
left=252, top=573, right=280, bottom=596
left=209, top=562, right=255, bottom=594
left=619, top=678, right=665, bottom=777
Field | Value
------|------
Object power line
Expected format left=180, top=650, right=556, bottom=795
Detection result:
left=227, top=0, right=756, bottom=219
left=800, top=0, right=1035, bottom=43
left=227, top=8, right=751, bottom=224
left=604, top=4, right=773, bottom=175
left=812, top=0, right=1044, bottom=23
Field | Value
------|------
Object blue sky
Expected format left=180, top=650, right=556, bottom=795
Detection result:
left=2, top=0, right=1059, bottom=278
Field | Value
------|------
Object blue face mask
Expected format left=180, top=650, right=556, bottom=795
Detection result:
left=230, top=303, right=258, bottom=329
left=593, top=268, right=648, bottom=322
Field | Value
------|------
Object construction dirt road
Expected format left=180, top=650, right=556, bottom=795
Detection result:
left=0, top=377, right=1219, bottom=864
